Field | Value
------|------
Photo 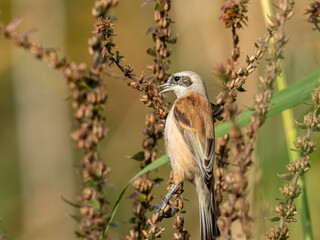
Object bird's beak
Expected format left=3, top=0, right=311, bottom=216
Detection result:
left=158, top=82, right=173, bottom=94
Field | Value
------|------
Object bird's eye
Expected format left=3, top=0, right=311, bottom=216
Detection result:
left=174, top=76, right=180, bottom=81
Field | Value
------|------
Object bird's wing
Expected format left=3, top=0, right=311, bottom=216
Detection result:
left=173, top=93, right=215, bottom=188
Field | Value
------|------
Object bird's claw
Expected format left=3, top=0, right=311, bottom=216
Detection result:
left=155, top=200, right=176, bottom=217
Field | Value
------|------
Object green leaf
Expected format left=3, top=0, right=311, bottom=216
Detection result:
left=85, top=181, right=98, bottom=188
left=104, top=155, right=169, bottom=236
left=136, top=194, right=147, bottom=203
left=109, top=222, right=118, bottom=227
left=68, top=214, right=81, bottom=223
left=265, top=216, right=281, bottom=222
left=246, top=55, right=250, bottom=63
left=104, top=185, right=129, bottom=236
left=149, top=233, right=157, bottom=240
left=182, top=196, right=190, bottom=202
left=128, top=155, right=170, bottom=183
left=88, top=200, right=101, bottom=211
left=165, top=37, right=178, bottom=44
left=155, top=3, right=164, bottom=11
left=61, top=194, right=81, bottom=208
left=117, top=55, right=124, bottom=61
left=153, top=177, right=164, bottom=183
left=128, top=217, right=136, bottom=224
left=128, top=151, right=145, bottom=161
left=216, top=70, right=320, bottom=137
left=146, top=48, right=157, bottom=57
left=75, top=231, right=86, bottom=238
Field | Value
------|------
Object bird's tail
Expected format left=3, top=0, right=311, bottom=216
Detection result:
left=198, top=184, right=220, bottom=239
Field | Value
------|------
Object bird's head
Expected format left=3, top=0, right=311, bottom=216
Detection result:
left=158, top=71, right=207, bottom=98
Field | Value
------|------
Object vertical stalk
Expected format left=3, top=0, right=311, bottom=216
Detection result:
left=259, top=0, right=313, bottom=239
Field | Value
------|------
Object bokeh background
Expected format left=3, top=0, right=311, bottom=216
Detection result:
left=0, top=0, right=319, bottom=239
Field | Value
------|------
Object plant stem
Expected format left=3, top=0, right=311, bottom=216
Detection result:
left=260, top=0, right=313, bottom=239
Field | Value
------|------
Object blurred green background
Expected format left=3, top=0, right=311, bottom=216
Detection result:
left=0, top=0, right=319, bottom=239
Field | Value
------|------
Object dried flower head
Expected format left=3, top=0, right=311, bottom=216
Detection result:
left=294, top=136, right=316, bottom=156
left=312, top=86, right=320, bottom=106
left=266, top=225, right=290, bottom=240
left=286, top=156, right=310, bottom=176
left=220, top=0, right=249, bottom=28
left=304, top=1, right=320, bottom=31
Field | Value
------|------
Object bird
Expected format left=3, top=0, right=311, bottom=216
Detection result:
left=157, top=71, right=220, bottom=239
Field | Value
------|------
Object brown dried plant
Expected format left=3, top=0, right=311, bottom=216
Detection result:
left=92, top=0, right=188, bottom=239
left=265, top=85, right=318, bottom=239
left=262, top=0, right=318, bottom=238
left=304, top=1, right=320, bottom=31
left=126, top=0, right=175, bottom=238
left=214, top=0, right=295, bottom=239
left=1, top=0, right=118, bottom=239
left=140, top=1, right=189, bottom=239
left=76, top=1, right=118, bottom=239
left=215, top=1, right=256, bottom=239
left=93, top=16, right=169, bottom=121
left=92, top=16, right=159, bottom=239
left=248, top=0, right=295, bottom=235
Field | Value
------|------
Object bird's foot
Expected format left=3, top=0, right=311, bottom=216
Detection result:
left=155, top=184, right=178, bottom=217
left=155, top=200, right=176, bottom=217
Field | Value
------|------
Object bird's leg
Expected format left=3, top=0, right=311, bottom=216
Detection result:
left=155, top=184, right=178, bottom=216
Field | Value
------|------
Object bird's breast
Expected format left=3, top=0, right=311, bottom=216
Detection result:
left=164, top=106, right=198, bottom=184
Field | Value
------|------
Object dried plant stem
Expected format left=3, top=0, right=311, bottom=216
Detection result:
left=0, top=1, right=118, bottom=238
left=276, top=70, right=313, bottom=240
left=225, top=33, right=271, bottom=91
left=266, top=99, right=318, bottom=238
left=117, top=0, right=183, bottom=239
left=143, top=174, right=188, bottom=240
left=214, top=29, right=272, bottom=236
left=216, top=1, right=257, bottom=238
left=260, top=0, right=313, bottom=239
left=216, top=0, right=299, bottom=237
left=141, top=0, right=190, bottom=238
left=92, top=7, right=175, bottom=239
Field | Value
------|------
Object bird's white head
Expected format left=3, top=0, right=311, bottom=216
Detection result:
left=159, top=71, right=207, bottom=98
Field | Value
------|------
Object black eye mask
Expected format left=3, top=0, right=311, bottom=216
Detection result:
left=178, top=76, right=193, bottom=87
left=169, top=75, right=192, bottom=87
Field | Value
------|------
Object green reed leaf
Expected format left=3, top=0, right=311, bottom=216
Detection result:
left=104, top=155, right=169, bottom=235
